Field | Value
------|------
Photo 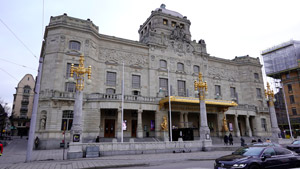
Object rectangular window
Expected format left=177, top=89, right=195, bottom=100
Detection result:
left=215, top=85, right=221, bottom=96
left=132, top=75, right=141, bottom=89
left=193, top=65, right=199, bottom=74
left=106, top=72, right=117, bottom=86
left=163, top=19, right=168, bottom=25
left=65, top=82, right=76, bottom=92
left=66, top=63, right=79, bottom=78
left=61, top=110, right=73, bottom=131
left=178, top=80, right=186, bottom=96
left=286, top=73, right=290, bottom=79
left=289, top=95, right=295, bottom=104
left=177, top=63, right=184, bottom=71
left=106, top=88, right=115, bottom=94
left=256, top=88, right=262, bottom=98
left=292, top=108, right=297, bottom=115
left=171, top=21, right=176, bottom=27
left=261, top=118, right=267, bottom=131
left=65, top=63, right=78, bottom=92
left=254, top=73, right=259, bottom=80
left=159, top=78, right=168, bottom=92
left=230, top=87, right=236, bottom=98
left=69, top=41, right=81, bottom=50
left=160, top=60, right=167, bottom=68
left=288, top=84, right=293, bottom=92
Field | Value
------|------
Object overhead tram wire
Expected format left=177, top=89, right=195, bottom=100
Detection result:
left=0, top=58, right=37, bottom=71
left=0, top=18, right=38, bottom=60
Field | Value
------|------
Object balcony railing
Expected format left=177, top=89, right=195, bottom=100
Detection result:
left=230, top=104, right=257, bottom=111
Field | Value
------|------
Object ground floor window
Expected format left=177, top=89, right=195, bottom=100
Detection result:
left=61, top=110, right=73, bottom=131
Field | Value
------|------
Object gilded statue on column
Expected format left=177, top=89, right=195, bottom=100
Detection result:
left=161, top=116, right=168, bottom=131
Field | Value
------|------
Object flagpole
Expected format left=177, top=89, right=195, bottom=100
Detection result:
left=168, top=68, right=172, bottom=142
left=121, top=62, right=124, bottom=143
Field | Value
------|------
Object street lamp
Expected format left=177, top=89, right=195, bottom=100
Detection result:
left=68, top=54, right=91, bottom=143
left=194, top=72, right=210, bottom=140
left=265, top=82, right=280, bottom=141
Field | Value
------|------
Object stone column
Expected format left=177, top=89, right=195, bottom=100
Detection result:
left=199, top=100, right=210, bottom=140
left=246, top=115, right=252, bottom=137
left=180, top=112, right=184, bottom=128
left=99, top=109, right=102, bottom=137
left=70, top=91, right=83, bottom=143
left=234, top=114, right=240, bottom=137
left=137, top=110, right=143, bottom=138
left=184, top=112, right=189, bottom=128
left=269, top=104, right=281, bottom=140
left=116, top=108, right=122, bottom=140
left=217, top=112, right=224, bottom=137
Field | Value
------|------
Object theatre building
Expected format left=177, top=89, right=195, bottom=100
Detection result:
left=36, top=4, right=271, bottom=149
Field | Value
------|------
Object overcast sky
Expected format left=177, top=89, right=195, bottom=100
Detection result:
left=1, top=0, right=300, bottom=111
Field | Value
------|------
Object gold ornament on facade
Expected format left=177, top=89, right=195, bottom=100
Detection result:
left=69, top=54, right=92, bottom=91
left=161, top=116, right=168, bottom=131
left=264, top=82, right=276, bottom=107
left=194, top=72, right=208, bottom=101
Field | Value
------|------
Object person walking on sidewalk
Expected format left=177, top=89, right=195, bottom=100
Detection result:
left=224, top=134, right=229, bottom=145
left=240, top=137, right=245, bottom=146
left=229, top=133, right=233, bottom=145
left=0, top=141, right=3, bottom=156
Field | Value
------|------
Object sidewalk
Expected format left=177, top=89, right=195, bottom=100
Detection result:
left=0, top=138, right=233, bottom=169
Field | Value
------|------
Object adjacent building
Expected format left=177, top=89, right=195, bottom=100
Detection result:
left=11, top=74, right=35, bottom=136
left=36, top=4, right=271, bottom=149
left=262, top=40, right=300, bottom=138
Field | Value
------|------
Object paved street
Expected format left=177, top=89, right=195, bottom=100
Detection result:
left=0, top=137, right=234, bottom=169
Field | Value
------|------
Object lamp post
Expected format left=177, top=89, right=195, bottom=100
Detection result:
left=194, top=72, right=210, bottom=140
left=265, top=82, right=280, bottom=141
left=68, top=54, right=91, bottom=143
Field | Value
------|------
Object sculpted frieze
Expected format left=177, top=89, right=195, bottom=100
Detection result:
left=208, top=66, right=238, bottom=81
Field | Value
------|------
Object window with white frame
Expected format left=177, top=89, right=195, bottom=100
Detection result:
left=159, top=78, right=168, bottom=92
left=61, top=110, right=73, bottom=131
left=178, top=80, right=186, bottom=96
left=106, top=72, right=117, bottom=86
left=132, top=75, right=141, bottom=89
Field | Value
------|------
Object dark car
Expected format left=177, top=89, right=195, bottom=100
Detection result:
left=286, top=140, right=300, bottom=154
left=214, top=146, right=300, bottom=169
left=252, top=142, right=282, bottom=147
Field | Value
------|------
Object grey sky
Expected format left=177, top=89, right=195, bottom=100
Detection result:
left=1, top=0, right=300, bottom=110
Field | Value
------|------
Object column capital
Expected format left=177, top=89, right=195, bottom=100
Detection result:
left=138, top=109, right=143, bottom=114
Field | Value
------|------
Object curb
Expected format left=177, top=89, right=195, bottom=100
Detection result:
left=82, top=163, right=149, bottom=169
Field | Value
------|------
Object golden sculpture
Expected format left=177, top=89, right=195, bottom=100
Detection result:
left=69, top=54, right=92, bottom=91
left=194, top=72, right=207, bottom=100
left=264, top=82, right=275, bottom=107
left=223, top=117, right=229, bottom=132
left=161, top=116, right=168, bottom=131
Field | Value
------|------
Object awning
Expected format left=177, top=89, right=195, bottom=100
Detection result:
left=159, top=96, right=238, bottom=109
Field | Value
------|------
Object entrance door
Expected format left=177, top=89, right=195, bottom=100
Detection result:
left=104, top=119, right=115, bottom=138
left=131, top=120, right=137, bottom=137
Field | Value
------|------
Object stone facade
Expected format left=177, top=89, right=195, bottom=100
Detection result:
left=36, top=5, right=271, bottom=149
left=11, top=74, right=35, bottom=136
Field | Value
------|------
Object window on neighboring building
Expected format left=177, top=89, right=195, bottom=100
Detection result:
left=215, top=85, right=221, bottom=96
left=159, top=78, right=168, bottom=92
left=23, top=95, right=29, bottom=101
left=177, top=62, right=184, bottom=72
left=193, top=65, right=199, bottom=74
left=171, top=21, right=176, bottom=27
left=106, top=72, right=117, bottom=86
left=254, top=73, right=259, bottom=80
left=23, top=85, right=31, bottom=94
left=163, top=19, right=168, bottom=25
left=69, top=41, right=81, bottom=51
left=256, top=88, right=262, bottom=98
left=61, top=110, right=73, bottom=131
left=290, top=95, right=295, bottom=104
left=286, top=73, right=290, bottom=79
left=230, top=87, right=236, bottom=98
left=106, top=88, right=115, bottom=94
left=178, top=80, right=186, bottom=96
left=160, top=60, right=167, bottom=69
left=132, top=75, right=141, bottom=89
left=288, top=84, right=293, bottom=92
left=292, top=107, right=297, bottom=115
left=261, top=118, right=267, bottom=131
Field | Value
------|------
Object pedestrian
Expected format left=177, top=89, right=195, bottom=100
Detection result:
left=224, top=134, right=228, bottom=145
left=229, top=133, right=233, bottom=145
left=0, top=141, right=3, bottom=156
left=266, top=138, right=271, bottom=143
left=240, top=137, right=245, bottom=146
left=257, top=138, right=262, bottom=143
left=95, top=136, right=100, bottom=143
left=251, top=138, right=257, bottom=143
left=35, top=136, right=40, bottom=149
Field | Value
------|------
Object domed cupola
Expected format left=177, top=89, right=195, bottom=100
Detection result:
left=138, top=4, right=191, bottom=45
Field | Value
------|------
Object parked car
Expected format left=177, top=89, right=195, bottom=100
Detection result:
left=214, top=145, right=300, bottom=169
left=252, top=142, right=282, bottom=147
left=286, top=140, right=300, bottom=154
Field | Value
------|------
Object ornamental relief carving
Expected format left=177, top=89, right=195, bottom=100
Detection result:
left=98, top=48, right=148, bottom=67
left=208, top=66, right=238, bottom=81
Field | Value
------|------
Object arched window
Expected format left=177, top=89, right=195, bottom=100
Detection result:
left=160, top=60, right=167, bottom=69
left=193, top=65, right=200, bottom=73
left=61, top=110, right=73, bottom=131
left=23, top=85, right=31, bottom=94
left=69, top=41, right=81, bottom=51
left=177, top=62, right=184, bottom=71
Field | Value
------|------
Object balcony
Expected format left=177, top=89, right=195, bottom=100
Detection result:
left=20, top=107, right=28, bottom=112
left=21, top=100, right=29, bottom=105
